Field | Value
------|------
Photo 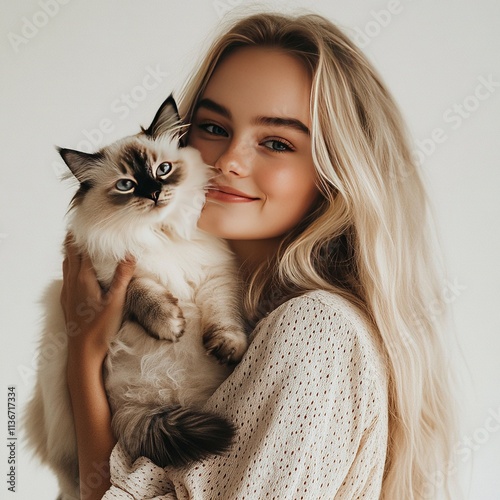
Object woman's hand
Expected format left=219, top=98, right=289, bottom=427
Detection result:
left=61, top=235, right=136, bottom=500
left=61, top=235, right=136, bottom=361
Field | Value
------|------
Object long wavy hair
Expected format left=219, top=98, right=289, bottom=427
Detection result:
left=178, top=11, right=459, bottom=499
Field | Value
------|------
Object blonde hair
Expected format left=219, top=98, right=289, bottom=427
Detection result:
left=179, top=12, right=459, bottom=499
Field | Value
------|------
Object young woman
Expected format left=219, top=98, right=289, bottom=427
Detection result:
left=62, top=12, right=458, bottom=500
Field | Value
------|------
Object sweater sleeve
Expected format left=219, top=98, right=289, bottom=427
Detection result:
left=104, top=291, right=388, bottom=499
left=102, top=444, right=176, bottom=499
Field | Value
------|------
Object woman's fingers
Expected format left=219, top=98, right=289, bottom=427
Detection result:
left=63, top=235, right=84, bottom=300
left=106, top=257, right=136, bottom=309
left=79, top=252, right=102, bottom=299
left=64, top=233, right=80, bottom=272
left=60, top=228, right=136, bottom=351
left=110, top=257, right=136, bottom=292
left=61, top=234, right=80, bottom=314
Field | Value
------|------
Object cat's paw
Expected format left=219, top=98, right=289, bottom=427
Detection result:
left=145, top=299, right=186, bottom=342
left=126, top=278, right=186, bottom=342
left=203, top=325, right=248, bottom=364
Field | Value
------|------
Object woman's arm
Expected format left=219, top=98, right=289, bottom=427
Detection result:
left=61, top=239, right=135, bottom=500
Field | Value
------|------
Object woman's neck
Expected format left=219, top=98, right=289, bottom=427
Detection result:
left=228, top=238, right=282, bottom=280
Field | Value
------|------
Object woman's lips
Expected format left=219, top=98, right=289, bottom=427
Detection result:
left=206, top=185, right=259, bottom=203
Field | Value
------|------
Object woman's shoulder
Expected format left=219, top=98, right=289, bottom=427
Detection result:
left=262, top=289, right=375, bottom=343
left=254, top=289, right=387, bottom=386
left=290, top=289, right=371, bottom=325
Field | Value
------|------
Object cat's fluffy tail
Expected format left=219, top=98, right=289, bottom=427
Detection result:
left=113, top=404, right=236, bottom=468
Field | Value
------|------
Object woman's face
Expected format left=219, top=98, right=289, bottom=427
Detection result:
left=189, top=46, right=319, bottom=243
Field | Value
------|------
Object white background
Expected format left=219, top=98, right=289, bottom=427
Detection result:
left=1, top=0, right=499, bottom=498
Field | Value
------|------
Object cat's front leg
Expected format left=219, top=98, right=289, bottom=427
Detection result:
left=195, top=273, right=248, bottom=364
left=126, top=276, right=185, bottom=341
left=203, top=323, right=248, bottom=364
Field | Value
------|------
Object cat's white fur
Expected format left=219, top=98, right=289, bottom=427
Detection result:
left=24, top=128, right=247, bottom=499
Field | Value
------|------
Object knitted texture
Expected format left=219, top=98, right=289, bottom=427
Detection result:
left=103, top=290, right=388, bottom=499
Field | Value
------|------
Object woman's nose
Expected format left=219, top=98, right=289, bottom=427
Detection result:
left=213, top=139, right=251, bottom=177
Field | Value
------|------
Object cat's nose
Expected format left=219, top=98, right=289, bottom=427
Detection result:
left=149, top=191, right=161, bottom=203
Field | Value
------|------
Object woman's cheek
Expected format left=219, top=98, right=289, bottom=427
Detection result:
left=188, top=134, right=219, bottom=166
left=255, top=163, right=292, bottom=197
left=259, top=160, right=314, bottom=201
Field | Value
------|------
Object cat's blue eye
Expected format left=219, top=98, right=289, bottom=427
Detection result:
left=115, top=179, right=136, bottom=192
left=156, top=162, right=173, bottom=179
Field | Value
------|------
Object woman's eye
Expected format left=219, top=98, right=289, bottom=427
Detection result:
left=261, top=139, right=294, bottom=152
left=200, top=123, right=228, bottom=136
left=156, top=162, right=173, bottom=179
left=115, top=179, right=136, bottom=192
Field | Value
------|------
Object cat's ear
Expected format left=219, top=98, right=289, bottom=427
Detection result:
left=143, top=94, right=181, bottom=140
left=57, top=147, right=102, bottom=184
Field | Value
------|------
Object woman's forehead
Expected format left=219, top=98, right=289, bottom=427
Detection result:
left=201, top=46, right=312, bottom=126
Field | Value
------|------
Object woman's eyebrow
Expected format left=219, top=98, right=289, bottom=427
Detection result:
left=254, top=116, right=310, bottom=136
left=195, top=97, right=310, bottom=135
left=195, top=98, right=231, bottom=119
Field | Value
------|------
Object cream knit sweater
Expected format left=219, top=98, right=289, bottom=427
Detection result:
left=103, top=290, right=388, bottom=499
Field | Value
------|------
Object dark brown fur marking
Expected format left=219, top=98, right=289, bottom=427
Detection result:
left=203, top=324, right=241, bottom=364
left=126, top=277, right=185, bottom=341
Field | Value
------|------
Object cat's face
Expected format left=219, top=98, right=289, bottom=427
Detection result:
left=59, top=96, right=209, bottom=240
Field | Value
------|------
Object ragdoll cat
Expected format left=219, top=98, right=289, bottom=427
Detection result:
left=24, top=95, right=248, bottom=500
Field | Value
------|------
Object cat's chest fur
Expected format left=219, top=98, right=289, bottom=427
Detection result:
left=91, top=227, right=231, bottom=301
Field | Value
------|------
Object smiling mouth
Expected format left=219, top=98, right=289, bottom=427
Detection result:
left=206, top=185, right=259, bottom=203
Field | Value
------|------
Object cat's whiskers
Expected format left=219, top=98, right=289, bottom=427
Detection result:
left=204, top=198, right=227, bottom=209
